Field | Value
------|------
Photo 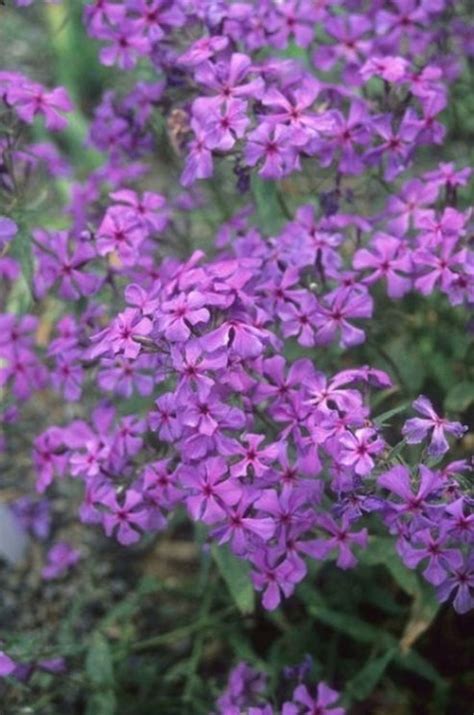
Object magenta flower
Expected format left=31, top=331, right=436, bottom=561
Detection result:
left=33, top=229, right=100, bottom=300
left=194, top=52, right=265, bottom=106
left=97, top=206, right=144, bottom=264
left=284, top=682, right=345, bottom=715
left=230, top=433, right=280, bottom=478
left=353, top=233, right=412, bottom=298
left=193, top=97, right=250, bottom=151
left=262, top=78, right=333, bottom=136
left=279, top=293, right=320, bottom=347
left=402, top=395, right=467, bottom=456
left=360, top=55, right=408, bottom=83
left=212, top=494, right=275, bottom=556
left=178, top=35, right=229, bottom=67
left=109, top=189, right=169, bottom=233
left=339, top=427, right=385, bottom=476
left=130, top=0, right=185, bottom=41
left=366, top=111, right=419, bottom=179
left=97, top=21, right=150, bottom=70
left=0, top=652, right=17, bottom=678
left=313, top=287, right=373, bottom=348
left=386, top=178, right=438, bottom=236
left=250, top=548, right=298, bottom=610
left=436, top=555, right=474, bottom=614
left=413, top=236, right=466, bottom=296
left=100, top=489, right=148, bottom=545
left=42, top=542, right=81, bottom=580
left=301, top=513, right=368, bottom=569
left=159, top=291, right=210, bottom=342
left=244, top=122, right=306, bottom=179
left=377, top=464, right=443, bottom=516
left=178, top=457, right=241, bottom=524
left=7, top=81, right=72, bottom=130
left=398, top=527, right=463, bottom=586
left=149, top=392, right=182, bottom=442
left=0, top=216, right=17, bottom=249
left=180, top=120, right=215, bottom=187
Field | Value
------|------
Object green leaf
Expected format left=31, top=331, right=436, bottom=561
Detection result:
left=374, top=402, right=409, bottom=426
left=9, top=224, right=33, bottom=288
left=384, top=337, right=425, bottom=392
left=86, top=633, right=115, bottom=689
left=399, top=580, right=440, bottom=653
left=251, top=175, right=285, bottom=234
left=347, top=647, right=397, bottom=700
left=305, top=602, right=393, bottom=647
left=86, top=690, right=117, bottom=715
left=444, top=381, right=474, bottom=412
left=211, top=544, right=255, bottom=615
left=360, top=537, right=419, bottom=596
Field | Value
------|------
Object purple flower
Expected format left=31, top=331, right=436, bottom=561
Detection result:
left=192, top=97, right=250, bottom=151
left=212, top=493, right=275, bottom=556
left=42, top=542, right=81, bottom=580
left=181, top=119, right=215, bottom=186
left=313, top=287, right=373, bottom=348
left=436, top=554, right=474, bottom=614
left=353, top=233, right=412, bottom=298
left=97, top=206, right=144, bottom=264
left=149, top=392, right=182, bottom=442
left=194, top=52, right=265, bottom=106
left=97, top=21, right=150, bottom=70
left=301, top=512, right=368, bottom=569
left=178, top=457, right=241, bottom=524
left=244, top=122, right=306, bottom=179
left=377, top=464, right=443, bottom=516
left=339, top=427, right=385, bottom=476
left=7, top=81, right=72, bottom=130
left=413, top=237, right=466, bottom=297
left=159, top=291, right=210, bottom=342
left=178, top=35, right=229, bottom=68
left=402, top=395, right=467, bottom=456
left=262, top=78, right=333, bottom=136
left=250, top=548, right=298, bottom=610
left=100, top=489, right=148, bottom=545
left=398, top=526, right=463, bottom=585
left=0, top=216, right=17, bottom=249
left=10, top=496, right=51, bottom=541
left=284, top=682, right=345, bottom=715
left=0, top=652, right=17, bottom=678
left=99, top=308, right=152, bottom=360
left=279, top=293, right=319, bottom=347
left=129, top=0, right=185, bottom=41
left=230, top=433, right=280, bottom=478
left=216, top=662, right=267, bottom=714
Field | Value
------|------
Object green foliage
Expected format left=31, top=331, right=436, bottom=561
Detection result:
left=212, top=544, right=255, bottom=615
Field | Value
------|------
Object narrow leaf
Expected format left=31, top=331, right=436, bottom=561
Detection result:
left=251, top=175, right=285, bottom=234
left=347, top=647, right=397, bottom=700
left=86, top=633, right=115, bottom=689
left=211, top=544, right=255, bottom=615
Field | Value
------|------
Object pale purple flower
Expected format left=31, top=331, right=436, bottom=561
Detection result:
left=402, top=395, right=467, bottom=456
left=100, top=489, right=148, bottom=545
left=301, top=512, right=368, bottom=569
left=0, top=216, right=17, bottom=249
left=339, top=427, right=385, bottom=476
left=42, top=542, right=81, bottom=580
left=397, top=526, right=463, bottom=585
left=0, top=652, right=16, bottom=678
left=7, top=81, right=72, bottom=131
left=285, top=682, right=345, bottom=715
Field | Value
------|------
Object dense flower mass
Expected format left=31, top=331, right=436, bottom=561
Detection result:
left=1, top=0, right=473, bottom=706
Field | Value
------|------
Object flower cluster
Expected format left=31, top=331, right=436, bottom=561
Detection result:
left=1, top=2, right=473, bottom=691
left=214, top=660, right=345, bottom=715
